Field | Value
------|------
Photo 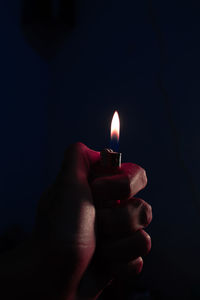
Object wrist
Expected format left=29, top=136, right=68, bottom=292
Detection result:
left=31, top=234, right=88, bottom=300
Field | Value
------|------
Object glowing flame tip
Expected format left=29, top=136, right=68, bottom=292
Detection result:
left=111, top=110, right=120, bottom=140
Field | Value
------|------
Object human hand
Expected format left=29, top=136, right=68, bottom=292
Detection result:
left=35, top=143, right=152, bottom=300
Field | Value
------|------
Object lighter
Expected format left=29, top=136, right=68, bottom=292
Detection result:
left=100, top=111, right=122, bottom=169
left=100, top=148, right=121, bottom=168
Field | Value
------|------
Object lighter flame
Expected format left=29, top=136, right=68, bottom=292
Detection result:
left=111, top=111, right=120, bottom=140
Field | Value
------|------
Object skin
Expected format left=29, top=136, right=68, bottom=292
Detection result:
left=0, top=143, right=152, bottom=300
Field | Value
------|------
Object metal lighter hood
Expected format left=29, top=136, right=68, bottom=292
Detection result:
left=100, top=148, right=122, bottom=168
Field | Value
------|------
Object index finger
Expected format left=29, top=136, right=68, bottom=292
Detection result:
left=91, top=163, right=147, bottom=207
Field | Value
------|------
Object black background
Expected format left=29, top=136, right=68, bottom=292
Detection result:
left=1, top=1, right=200, bottom=299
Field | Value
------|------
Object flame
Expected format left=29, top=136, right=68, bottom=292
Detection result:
left=111, top=111, right=120, bottom=141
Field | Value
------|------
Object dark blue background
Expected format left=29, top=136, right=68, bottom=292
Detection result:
left=1, top=0, right=200, bottom=298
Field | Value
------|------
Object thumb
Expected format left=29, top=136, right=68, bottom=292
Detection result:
left=42, top=142, right=100, bottom=246
left=35, top=143, right=101, bottom=299
left=59, top=142, right=100, bottom=184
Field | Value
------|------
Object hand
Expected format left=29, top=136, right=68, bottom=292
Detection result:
left=78, top=156, right=152, bottom=299
left=35, top=143, right=152, bottom=299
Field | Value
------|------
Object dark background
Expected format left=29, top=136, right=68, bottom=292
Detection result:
left=1, top=0, right=200, bottom=299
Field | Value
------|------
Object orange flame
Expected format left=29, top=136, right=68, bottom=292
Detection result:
left=111, top=111, right=120, bottom=141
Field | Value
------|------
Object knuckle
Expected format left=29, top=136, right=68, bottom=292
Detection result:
left=139, top=230, right=151, bottom=255
left=125, top=199, right=152, bottom=232
left=132, top=197, right=143, bottom=208
left=134, top=257, right=144, bottom=274
left=121, top=163, right=147, bottom=194
left=127, top=199, right=143, bottom=230
left=140, top=202, right=152, bottom=226
left=139, top=167, right=148, bottom=188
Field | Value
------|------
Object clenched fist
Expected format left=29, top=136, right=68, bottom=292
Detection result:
left=0, top=143, right=152, bottom=300
left=36, top=143, right=152, bottom=299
